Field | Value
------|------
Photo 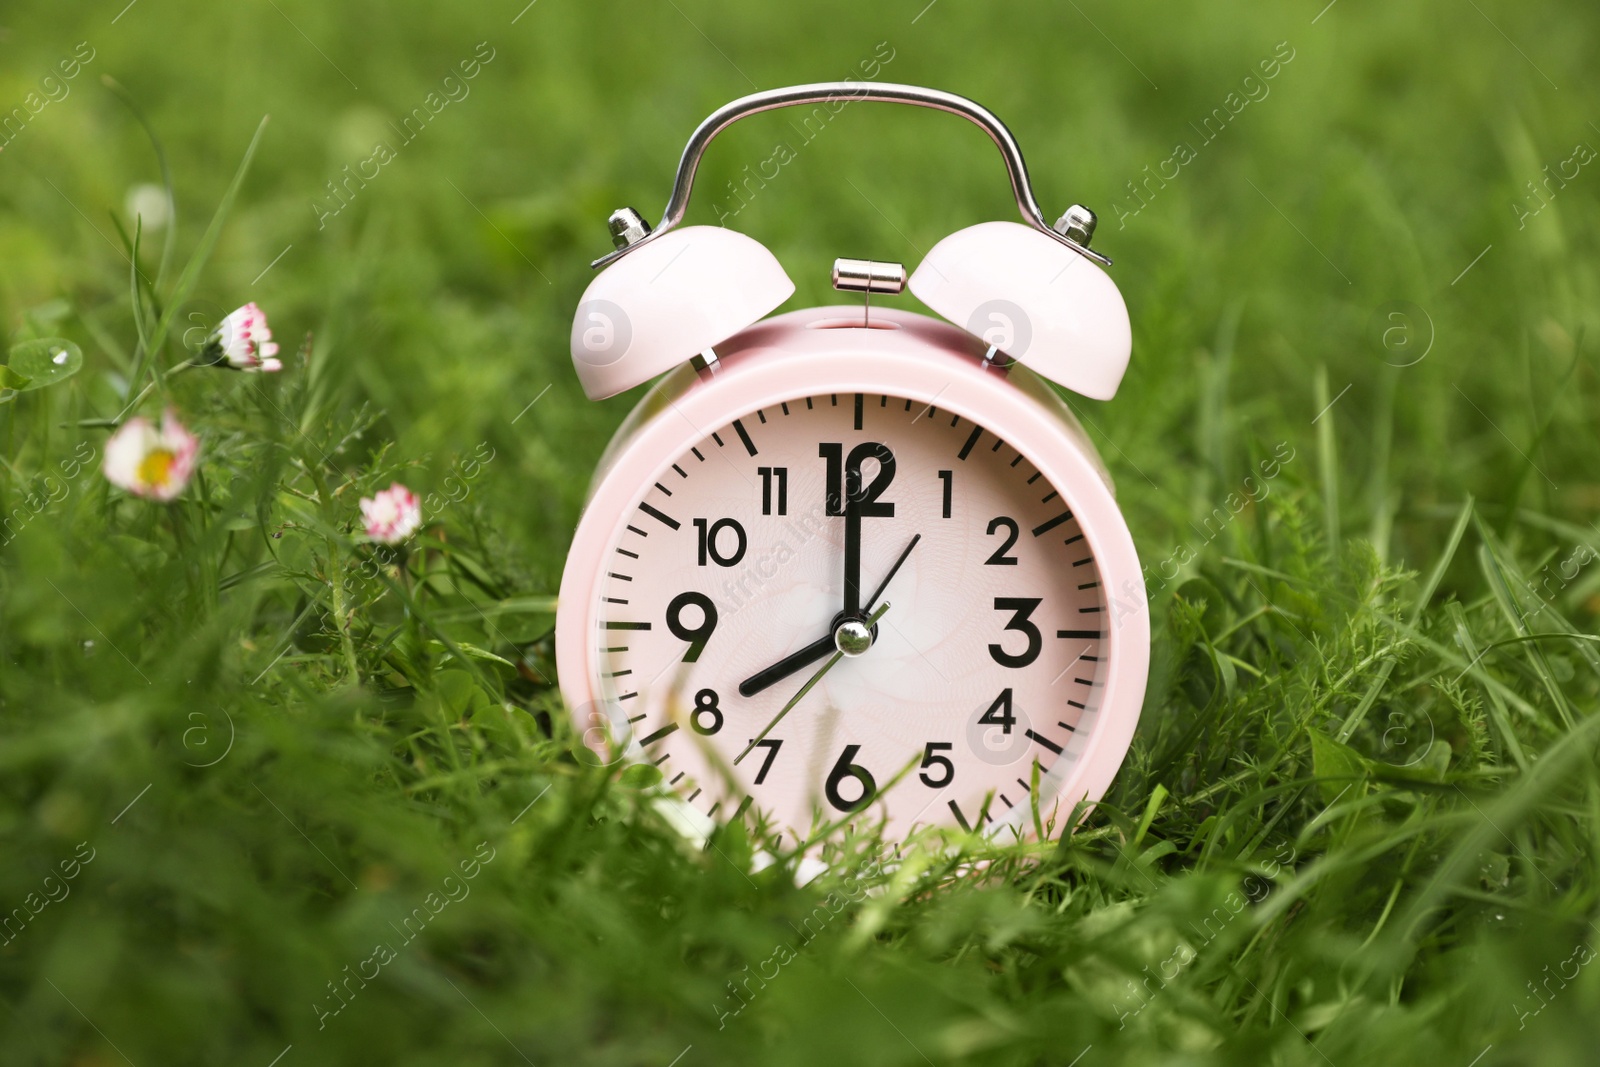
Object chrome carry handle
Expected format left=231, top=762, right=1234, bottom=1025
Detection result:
left=591, top=82, right=1111, bottom=270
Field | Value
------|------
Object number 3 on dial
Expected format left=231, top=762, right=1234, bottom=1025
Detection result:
left=989, top=597, right=1042, bottom=668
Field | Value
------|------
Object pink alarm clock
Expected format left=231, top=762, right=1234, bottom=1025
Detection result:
left=556, top=84, right=1148, bottom=843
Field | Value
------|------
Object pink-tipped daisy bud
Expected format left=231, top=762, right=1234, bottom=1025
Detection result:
left=202, top=302, right=282, bottom=372
left=360, top=483, right=422, bottom=544
left=103, top=409, right=200, bottom=501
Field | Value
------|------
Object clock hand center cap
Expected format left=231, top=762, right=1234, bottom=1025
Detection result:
left=834, top=617, right=875, bottom=658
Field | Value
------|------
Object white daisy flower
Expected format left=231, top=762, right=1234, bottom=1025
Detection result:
left=360, top=483, right=422, bottom=544
left=204, top=302, right=282, bottom=372
left=103, top=409, right=199, bottom=501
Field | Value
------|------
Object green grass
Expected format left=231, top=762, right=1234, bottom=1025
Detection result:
left=2, top=1, right=1599, bottom=1063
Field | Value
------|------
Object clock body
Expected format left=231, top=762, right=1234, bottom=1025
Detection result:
left=555, top=306, right=1148, bottom=841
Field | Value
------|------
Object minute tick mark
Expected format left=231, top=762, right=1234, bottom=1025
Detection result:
left=1025, top=729, right=1064, bottom=755
left=638, top=722, right=679, bottom=746
left=1032, top=511, right=1074, bottom=537
left=732, top=419, right=759, bottom=456
left=638, top=502, right=681, bottom=530
left=958, top=425, right=983, bottom=460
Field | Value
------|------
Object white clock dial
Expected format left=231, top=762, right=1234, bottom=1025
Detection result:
left=591, top=391, right=1109, bottom=839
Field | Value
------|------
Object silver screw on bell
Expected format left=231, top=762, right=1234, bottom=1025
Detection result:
left=1053, top=204, right=1097, bottom=248
left=608, top=207, right=652, bottom=250
left=690, top=346, right=720, bottom=374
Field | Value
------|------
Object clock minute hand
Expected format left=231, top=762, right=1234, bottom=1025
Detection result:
left=863, top=532, right=919, bottom=612
left=734, top=533, right=921, bottom=699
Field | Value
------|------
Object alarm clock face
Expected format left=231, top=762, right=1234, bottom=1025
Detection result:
left=582, top=386, right=1123, bottom=839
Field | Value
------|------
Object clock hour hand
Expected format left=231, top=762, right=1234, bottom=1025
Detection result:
left=735, top=533, right=921, bottom=698
left=737, top=632, right=835, bottom=698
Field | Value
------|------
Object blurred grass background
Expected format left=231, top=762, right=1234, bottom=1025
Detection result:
left=1, top=0, right=1598, bottom=1064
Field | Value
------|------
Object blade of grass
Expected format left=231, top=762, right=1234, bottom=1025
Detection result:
left=102, top=75, right=179, bottom=287
left=1474, top=514, right=1576, bottom=729
left=1396, top=709, right=1600, bottom=942
left=1338, top=496, right=1474, bottom=741
left=1492, top=332, right=1576, bottom=536
left=1366, top=367, right=1398, bottom=562
left=1414, top=496, right=1476, bottom=619
left=126, top=114, right=269, bottom=404
left=1444, top=602, right=1529, bottom=771
left=1198, top=300, right=1242, bottom=494
left=128, top=216, right=151, bottom=364
left=1314, top=365, right=1340, bottom=559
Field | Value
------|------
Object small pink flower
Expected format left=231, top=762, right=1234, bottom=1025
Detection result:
left=360, top=483, right=422, bottom=544
left=207, top=302, right=281, bottom=372
left=103, top=409, right=199, bottom=501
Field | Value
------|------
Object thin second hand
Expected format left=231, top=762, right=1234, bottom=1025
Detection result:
left=733, top=599, right=891, bottom=765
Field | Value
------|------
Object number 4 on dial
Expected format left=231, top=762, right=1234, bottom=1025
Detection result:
left=978, top=689, right=1015, bottom=733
